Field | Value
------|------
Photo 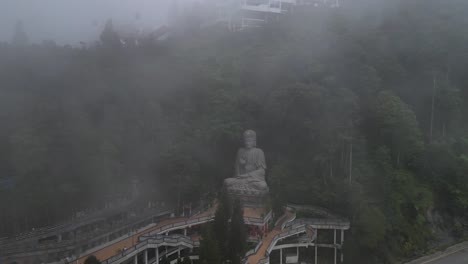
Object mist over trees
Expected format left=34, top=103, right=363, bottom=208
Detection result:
left=0, top=0, right=468, bottom=262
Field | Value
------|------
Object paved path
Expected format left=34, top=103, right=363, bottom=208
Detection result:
left=405, top=241, right=468, bottom=264
left=72, top=205, right=217, bottom=264
left=246, top=229, right=282, bottom=264
left=74, top=217, right=186, bottom=264
left=421, top=248, right=468, bottom=264
left=246, top=210, right=295, bottom=264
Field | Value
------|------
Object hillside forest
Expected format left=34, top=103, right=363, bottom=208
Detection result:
left=1, top=0, right=468, bottom=262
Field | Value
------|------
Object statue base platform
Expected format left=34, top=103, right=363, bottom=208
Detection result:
left=226, top=188, right=269, bottom=207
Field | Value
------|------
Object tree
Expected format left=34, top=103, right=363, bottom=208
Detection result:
left=353, top=205, right=386, bottom=251
left=84, top=255, right=100, bottom=264
left=100, top=19, right=121, bottom=49
left=269, top=164, right=288, bottom=218
left=227, top=199, right=246, bottom=263
left=372, top=91, right=424, bottom=167
left=199, top=225, right=222, bottom=264
left=159, top=148, right=200, bottom=215
left=213, top=191, right=230, bottom=257
left=435, top=80, right=462, bottom=138
left=12, top=20, right=28, bottom=46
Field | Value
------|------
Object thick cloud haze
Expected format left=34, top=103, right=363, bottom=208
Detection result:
left=0, top=0, right=197, bottom=44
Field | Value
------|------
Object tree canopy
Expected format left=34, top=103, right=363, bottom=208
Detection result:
left=1, top=0, right=468, bottom=262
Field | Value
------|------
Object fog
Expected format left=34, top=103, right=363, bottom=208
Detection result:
left=0, top=0, right=198, bottom=44
left=1, top=1, right=468, bottom=263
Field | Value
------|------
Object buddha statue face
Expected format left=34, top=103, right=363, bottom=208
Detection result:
left=243, top=130, right=256, bottom=149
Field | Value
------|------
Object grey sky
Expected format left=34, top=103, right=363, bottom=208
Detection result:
left=0, top=0, right=196, bottom=45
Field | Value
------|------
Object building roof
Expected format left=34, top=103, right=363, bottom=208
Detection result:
left=243, top=206, right=268, bottom=219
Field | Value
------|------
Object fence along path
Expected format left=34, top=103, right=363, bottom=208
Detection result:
left=71, top=205, right=217, bottom=264
left=245, top=209, right=295, bottom=264
left=101, top=234, right=201, bottom=264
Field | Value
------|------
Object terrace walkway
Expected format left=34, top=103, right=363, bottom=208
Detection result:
left=72, top=205, right=217, bottom=264
left=245, top=209, right=295, bottom=264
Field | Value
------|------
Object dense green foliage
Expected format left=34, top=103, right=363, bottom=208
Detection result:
left=84, top=255, right=100, bottom=264
left=200, top=196, right=246, bottom=263
left=228, top=200, right=247, bottom=263
left=199, top=224, right=222, bottom=264
left=1, top=0, right=468, bottom=262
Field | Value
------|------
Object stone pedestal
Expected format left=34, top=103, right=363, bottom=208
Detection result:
left=226, top=187, right=269, bottom=207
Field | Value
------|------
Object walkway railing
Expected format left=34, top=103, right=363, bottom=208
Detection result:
left=245, top=223, right=309, bottom=264
left=1, top=209, right=174, bottom=255
left=266, top=224, right=307, bottom=253
left=285, top=218, right=350, bottom=230
left=3, top=201, right=137, bottom=244
left=101, top=235, right=200, bottom=264
left=244, top=210, right=272, bottom=225
left=253, top=223, right=309, bottom=264
left=281, top=210, right=296, bottom=230
left=287, top=203, right=340, bottom=218
left=146, top=215, right=214, bottom=236
left=244, top=240, right=264, bottom=259
left=100, top=214, right=214, bottom=264
left=285, top=204, right=350, bottom=230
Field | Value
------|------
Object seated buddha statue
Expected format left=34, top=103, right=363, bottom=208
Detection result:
left=223, top=130, right=269, bottom=197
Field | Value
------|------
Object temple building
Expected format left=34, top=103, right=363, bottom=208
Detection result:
left=215, top=0, right=343, bottom=30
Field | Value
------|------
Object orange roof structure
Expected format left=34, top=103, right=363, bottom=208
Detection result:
left=243, top=207, right=267, bottom=219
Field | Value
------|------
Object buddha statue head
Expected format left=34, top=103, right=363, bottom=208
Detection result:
left=243, top=130, right=256, bottom=149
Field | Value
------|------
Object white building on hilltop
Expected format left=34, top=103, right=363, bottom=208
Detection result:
left=215, top=0, right=342, bottom=30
